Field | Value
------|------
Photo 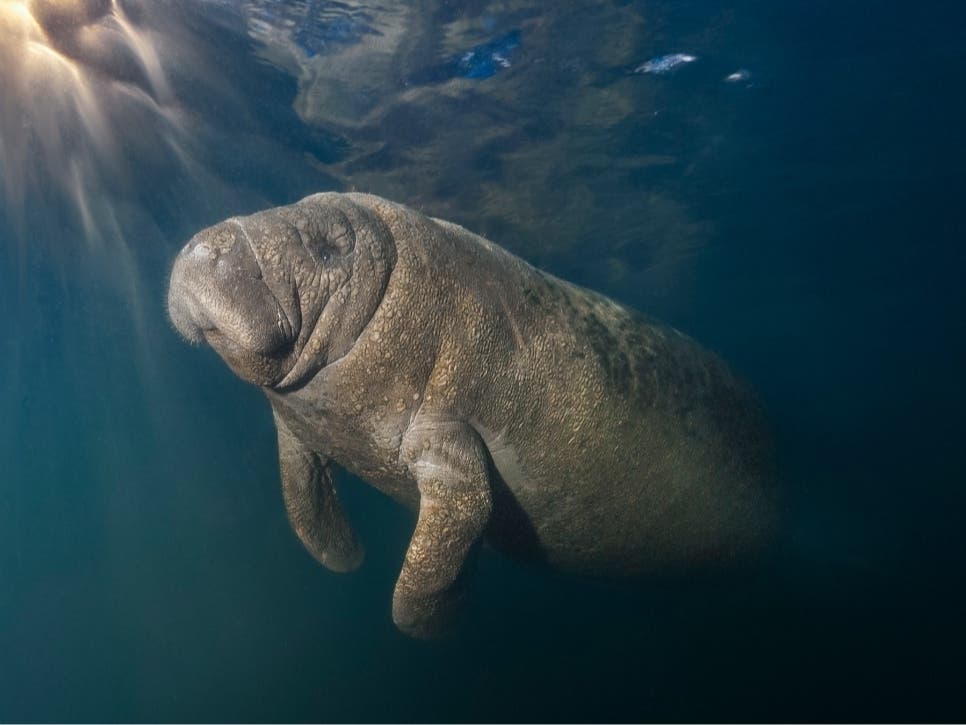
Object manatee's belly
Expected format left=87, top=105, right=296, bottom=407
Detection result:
left=472, top=384, right=775, bottom=575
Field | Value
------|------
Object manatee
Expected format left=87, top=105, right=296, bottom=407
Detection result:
left=167, top=192, right=776, bottom=637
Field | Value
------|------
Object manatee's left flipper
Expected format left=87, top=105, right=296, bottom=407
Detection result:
left=394, top=422, right=493, bottom=638
left=274, top=410, right=364, bottom=573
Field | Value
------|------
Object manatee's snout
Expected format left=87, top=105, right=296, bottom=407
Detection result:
left=167, top=221, right=300, bottom=385
left=167, top=241, right=217, bottom=345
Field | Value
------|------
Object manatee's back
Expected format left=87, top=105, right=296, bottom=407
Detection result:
left=414, top=214, right=777, bottom=576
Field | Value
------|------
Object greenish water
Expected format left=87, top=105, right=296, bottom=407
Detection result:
left=1, top=0, right=964, bottom=720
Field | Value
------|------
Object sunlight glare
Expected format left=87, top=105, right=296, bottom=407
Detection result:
left=0, top=0, right=187, bottom=247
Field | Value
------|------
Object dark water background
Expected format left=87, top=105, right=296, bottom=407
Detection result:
left=1, top=0, right=964, bottom=720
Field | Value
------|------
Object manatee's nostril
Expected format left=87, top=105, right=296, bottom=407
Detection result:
left=188, top=241, right=219, bottom=264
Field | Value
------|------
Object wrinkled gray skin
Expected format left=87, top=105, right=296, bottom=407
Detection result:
left=168, top=193, right=776, bottom=637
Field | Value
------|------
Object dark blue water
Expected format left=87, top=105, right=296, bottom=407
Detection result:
left=1, top=0, right=964, bottom=720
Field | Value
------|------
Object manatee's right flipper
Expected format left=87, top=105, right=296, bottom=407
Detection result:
left=274, top=410, right=364, bottom=572
left=393, top=421, right=493, bottom=638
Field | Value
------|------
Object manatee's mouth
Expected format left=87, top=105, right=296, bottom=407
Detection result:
left=167, top=286, right=208, bottom=345
left=168, top=282, right=295, bottom=354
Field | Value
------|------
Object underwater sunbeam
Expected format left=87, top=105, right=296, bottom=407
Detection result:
left=0, top=0, right=267, bottom=402
left=0, top=0, right=201, bottom=249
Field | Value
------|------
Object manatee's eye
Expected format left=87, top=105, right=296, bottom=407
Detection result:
left=322, top=208, right=356, bottom=255
left=306, top=232, right=341, bottom=264
left=289, top=205, right=356, bottom=264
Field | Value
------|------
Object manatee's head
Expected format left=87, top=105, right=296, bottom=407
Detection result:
left=167, top=193, right=397, bottom=389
